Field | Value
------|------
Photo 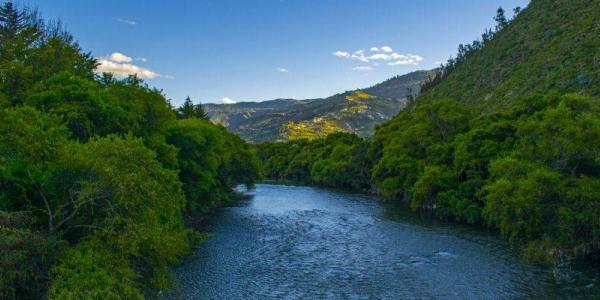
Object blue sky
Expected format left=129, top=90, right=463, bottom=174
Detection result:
left=23, top=0, right=528, bottom=105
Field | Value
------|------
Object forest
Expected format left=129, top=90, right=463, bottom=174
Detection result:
left=0, top=3, right=259, bottom=299
left=259, top=0, right=600, bottom=266
left=259, top=93, right=600, bottom=268
left=2, top=0, right=600, bottom=298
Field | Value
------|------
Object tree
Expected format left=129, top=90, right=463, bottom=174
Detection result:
left=0, top=3, right=264, bottom=298
left=25, top=72, right=106, bottom=141
left=177, top=96, right=208, bottom=120
left=494, top=7, right=508, bottom=32
left=60, top=135, right=191, bottom=289
left=166, top=118, right=259, bottom=213
left=50, top=240, right=143, bottom=300
left=513, top=6, right=522, bottom=16
left=0, top=2, right=95, bottom=105
left=167, top=118, right=223, bottom=212
left=481, top=28, right=494, bottom=43
left=0, top=211, right=50, bottom=299
left=405, top=87, right=414, bottom=104
left=0, top=2, right=41, bottom=42
left=257, top=133, right=370, bottom=190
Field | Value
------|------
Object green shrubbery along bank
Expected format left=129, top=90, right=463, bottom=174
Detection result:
left=0, top=3, right=259, bottom=298
left=258, top=0, right=600, bottom=265
left=2, top=0, right=600, bottom=298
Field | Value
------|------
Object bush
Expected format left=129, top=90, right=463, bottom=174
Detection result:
left=50, top=240, right=143, bottom=300
left=257, top=132, right=370, bottom=190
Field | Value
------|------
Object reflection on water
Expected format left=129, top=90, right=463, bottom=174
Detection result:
left=171, top=184, right=599, bottom=299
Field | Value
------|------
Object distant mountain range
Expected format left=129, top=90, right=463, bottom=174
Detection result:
left=205, top=70, right=434, bottom=142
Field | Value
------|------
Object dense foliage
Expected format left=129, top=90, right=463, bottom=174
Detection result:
left=0, top=3, right=259, bottom=299
left=167, top=118, right=259, bottom=213
left=258, top=132, right=371, bottom=191
left=259, top=0, right=600, bottom=265
left=262, top=95, right=600, bottom=264
left=421, top=0, right=600, bottom=104
left=390, top=0, right=600, bottom=261
left=372, top=94, right=600, bottom=262
left=3, top=0, right=600, bottom=297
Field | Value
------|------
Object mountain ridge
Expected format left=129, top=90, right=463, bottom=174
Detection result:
left=418, top=0, right=600, bottom=105
left=205, top=70, right=434, bottom=142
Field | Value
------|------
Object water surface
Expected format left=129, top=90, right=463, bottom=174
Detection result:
left=172, top=184, right=599, bottom=299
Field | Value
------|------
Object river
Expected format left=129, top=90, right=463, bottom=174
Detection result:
left=171, top=184, right=599, bottom=299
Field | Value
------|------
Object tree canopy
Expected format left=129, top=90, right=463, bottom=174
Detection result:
left=258, top=1, right=600, bottom=266
left=0, top=3, right=260, bottom=298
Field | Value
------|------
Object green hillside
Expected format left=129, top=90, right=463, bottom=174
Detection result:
left=372, top=0, right=600, bottom=263
left=420, top=0, right=600, bottom=105
left=260, top=0, right=600, bottom=265
left=364, top=70, right=436, bottom=100
left=205, top=70, right=431, bottom=142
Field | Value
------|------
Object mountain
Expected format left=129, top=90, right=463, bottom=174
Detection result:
left=369, top=0, right=600, bottom=264
left=419, top=0, right=600, bottom=105
left=205, top=70, right=433, bottom=142
left=204, top=98, right=301, bottom=129
left=364, top=70, right=433, bottom=100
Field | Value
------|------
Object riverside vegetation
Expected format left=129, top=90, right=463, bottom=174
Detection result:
left=0, top=3, right=259, bottom=299
left=2, top=0, right=600, bottom=298
left=258, top=0, right=600, bottom=266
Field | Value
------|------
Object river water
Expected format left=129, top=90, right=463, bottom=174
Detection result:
left=171, top=184, right=599, bottom=299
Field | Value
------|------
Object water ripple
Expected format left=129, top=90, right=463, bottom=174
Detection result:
left=170, top=184, right=599, bottom=299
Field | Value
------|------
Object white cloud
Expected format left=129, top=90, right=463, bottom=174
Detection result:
left=351, top=54, right=368, bottom=62
left=97, top=59, right=159, bottom=78
left=390, top=53, right=403, bottom=60
left=352, top=66, right=372, bottom=71
left=107, top=52, right=132, bottom=63
left=351, top=50, right=368, bottom=62
left=218, top=97, right=236, bottom=104
left=333, top=51, right=350, bottom=58
left=334, top=50, right=369, bottom=62
left=380, top=46, right=393, bottom=53
left=276, top=67, right=289, bottom=73
left=164, top=74, right=175, bottom=79
left=136, top=57, right=147, bottom=62
left=387, top=54, right=423, bottom=66
left=369, top=53, right=392, bottom=61
left=117, top=18, right=137, bottom=26
left=96, top=52, right=159, bottom=79
left=366, top=52, right=407, bottom=61
left=334, top=46, right=423, bottom=67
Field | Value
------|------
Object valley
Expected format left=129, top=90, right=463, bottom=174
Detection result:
left=205, top=70, right=434, bottom=142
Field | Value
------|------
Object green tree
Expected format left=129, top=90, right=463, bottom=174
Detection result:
left=483, top=95, right=600, bottom=261
left=0, top=211, right=51, bottom=299
left=167, top=118, right=224, bottom=212
left=513, top=6, right=522, bottom=16
left=177, top=96, right=209, bottom=120
left=257, top=132, right=370, bottom=190
left=0, top=3, right=261, bottom=298
left=25, top=72, right=106, bottom=141
left=50, top=239, right=143, bottom=300
left=51, top=135, right=191, bottom=290
left=167, top=118, right=259, bottom=213
left=103, top=76, right=179, bottom=168
left=494, top=7, right=508, bottom=31
left=370, top=99, right=473, bottom=203
left=0, top=2, right=95, bottom=105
